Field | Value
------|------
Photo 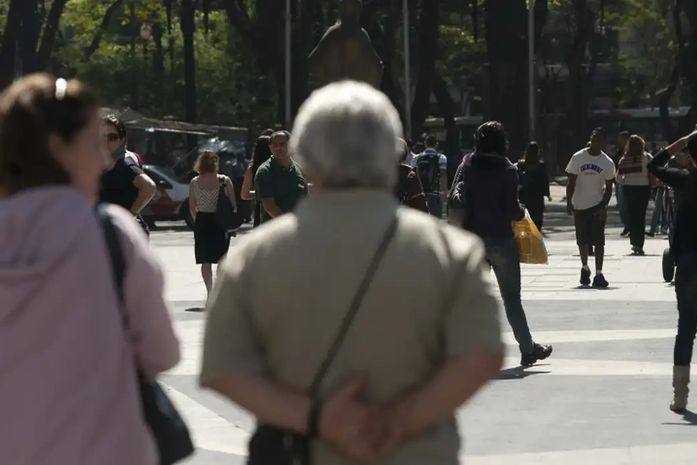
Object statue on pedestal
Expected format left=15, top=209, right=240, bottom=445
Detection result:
left=308, top=0, right=383, bottom=89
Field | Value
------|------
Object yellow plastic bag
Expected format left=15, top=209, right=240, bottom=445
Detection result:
left=512, top=211, right=548, bottom=264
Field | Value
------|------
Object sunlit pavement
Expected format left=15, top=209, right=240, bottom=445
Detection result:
left=151, top=203, right=694, bottom=465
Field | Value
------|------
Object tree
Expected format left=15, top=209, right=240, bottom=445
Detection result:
left=180, top=0, right=197, bottom=122
left=484, top=0, right=528, bottom=152
left=0, top=0, right=69, bottom=88
left=676, top=0, right=697, bottom=132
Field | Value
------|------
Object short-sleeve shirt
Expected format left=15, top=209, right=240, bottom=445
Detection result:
left=200, top=191, right=502, bottom=465
left=254, top=157, right=308, bottom=223
left=566, top=149, right=616, bottom=210
left=100, top=157, right=144, bottom=210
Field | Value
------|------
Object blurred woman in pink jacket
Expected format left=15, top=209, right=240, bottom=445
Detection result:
left=0, top=74, right=179, bottom=465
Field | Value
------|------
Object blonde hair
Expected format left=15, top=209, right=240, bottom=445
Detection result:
left=193, top=151, right=219, bottom=174
left=624, top=135, right=645, bottom=160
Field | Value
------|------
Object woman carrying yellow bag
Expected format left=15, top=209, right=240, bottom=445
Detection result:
left=513, top=210, right=549, bottom=264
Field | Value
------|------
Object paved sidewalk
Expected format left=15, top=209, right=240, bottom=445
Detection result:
left=150, top=220, right=693, bottom=465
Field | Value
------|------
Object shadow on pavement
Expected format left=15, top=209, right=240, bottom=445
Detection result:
left=185, top=307, right=205, bottom=313
left=498, top=366, right=551, bottom=380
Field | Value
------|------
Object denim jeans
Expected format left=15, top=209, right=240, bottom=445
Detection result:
left=616, top=183, right=629, bottom=229
left=483, top=237, right=535, bottom=354
left=674, top=252, right=697, bottom=366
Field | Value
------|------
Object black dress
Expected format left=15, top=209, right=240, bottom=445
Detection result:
left=193, top=179, right=231, bottom=264
left=517, top=161, right=550, bottom=230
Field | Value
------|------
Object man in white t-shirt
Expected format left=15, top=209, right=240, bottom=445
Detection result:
left=566, top=127, right=616, bottom=288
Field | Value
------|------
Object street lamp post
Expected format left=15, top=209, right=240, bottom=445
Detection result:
left=403, top=0, right=412, bottom=139
left=528, top=0, right=536, bottom=141
left=285, top=0, right=292, bottom=129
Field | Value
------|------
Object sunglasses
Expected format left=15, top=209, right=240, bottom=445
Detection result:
left=104, top=133, right=121, bottom=142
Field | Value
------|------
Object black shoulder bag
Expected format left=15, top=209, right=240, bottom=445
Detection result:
left=247, top=216, right=400, bottom=465
left=215, top=175, right=243, bottom=231
left=98, top=205, right=195, bottom=465
left=447, top=154, right=471, bottom=228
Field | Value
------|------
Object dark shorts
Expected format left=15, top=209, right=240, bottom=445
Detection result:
left=574, top=204, right=607, bottom=247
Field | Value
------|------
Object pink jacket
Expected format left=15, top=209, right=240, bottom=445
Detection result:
left=0, top=187, right=180, bottom=465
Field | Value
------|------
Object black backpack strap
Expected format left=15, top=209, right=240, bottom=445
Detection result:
left=97, top=204, right=126, bottom=306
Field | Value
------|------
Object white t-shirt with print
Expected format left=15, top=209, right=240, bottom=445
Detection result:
left=566, top=148, right=616, bottom=210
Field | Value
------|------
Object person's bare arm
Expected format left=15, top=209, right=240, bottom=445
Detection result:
left=381, top=350, right=503, bottom=448
left=225, top=177, right=238, bottom=210
left=601, top=180, right=614, bottom=207
left=260, top=198, right=284, bottom=218
left=188, top=181, right=197, bottom=222
left=566, top=174, right=577, bottom=215
left=240, top=167, right=255, bottom=201
left=131, top=174, right=157, bottom=215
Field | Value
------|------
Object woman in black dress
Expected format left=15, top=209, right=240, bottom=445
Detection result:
left=517, top=142, right=552, bottom=231
left=240, top=135, right=272, bottom=227
left=189, top=151, right=237, bottom=295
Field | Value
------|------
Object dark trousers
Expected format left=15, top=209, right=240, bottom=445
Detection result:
left=425, top=193, right=442, bottom=218
left=674, top=252, right=697, bottom=366
left=624, top=185, right=651, bottom=249
left=483, top=237, right=535, bottom=354
left=523, top=196, right=545, bottom=231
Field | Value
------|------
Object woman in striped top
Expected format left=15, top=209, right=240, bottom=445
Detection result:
left=617, top=135, right=653, bottom=255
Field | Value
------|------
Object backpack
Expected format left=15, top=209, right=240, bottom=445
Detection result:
left=416, top=152, right=441, bottom=194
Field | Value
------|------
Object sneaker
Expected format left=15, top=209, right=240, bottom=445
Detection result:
left=646, top=231, right=655, bottom=238
left=521, top=343, right=553, bottom=367
left=635, top=248, right=646, bottom=256
left=580, top=267, right=591, bottom=286
left=592, top=273, right=609, bottom=288
left=620, top=229, right=630, bottom=237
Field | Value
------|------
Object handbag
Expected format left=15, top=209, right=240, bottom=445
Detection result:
left=215, top=176, right=243, bottom=231
left=447, top=154, right=471, bottom=228
left=247, top=216, right=400, bottom=465
left=98, top=205, right=195, bottom=465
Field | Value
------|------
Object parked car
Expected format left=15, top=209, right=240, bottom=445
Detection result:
left=141, top=165, right=193, bottom=228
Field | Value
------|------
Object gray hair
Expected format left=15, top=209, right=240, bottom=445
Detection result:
left=291, top=81, right=404, bottom=188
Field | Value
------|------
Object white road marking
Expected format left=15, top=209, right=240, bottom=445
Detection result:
left=463, top=442, right=697, bottom=465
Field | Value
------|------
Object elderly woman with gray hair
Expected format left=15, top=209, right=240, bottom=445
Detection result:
left=200, top=81, right=504, bottom=464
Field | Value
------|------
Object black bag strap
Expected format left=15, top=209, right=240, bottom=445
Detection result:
left=309, top=216, right=399, bottom=395
left=97, top=205, right=126, bottom=306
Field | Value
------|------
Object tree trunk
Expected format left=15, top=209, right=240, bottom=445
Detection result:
left=84, top=0, right=126, bottom=60
left=484, top=0, right=527, bottom=153
left=181, top=0, right=198, bottom=123
left=432, top=75, right=459, bottom=178
left=128, top=1, right=139, bottom=109
left=18, top=0, right=41, bottom=75
left=35, top=0, right=69, bottom=70
left=677, top=0, right=697, bottom=132
left=411, top=0, right=440, bottom=139
left=0, top=0, right=23, bottom=88
left=563, top=0, right=594, bottom=160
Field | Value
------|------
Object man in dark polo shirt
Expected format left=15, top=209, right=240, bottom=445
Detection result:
left=254, top=130, right=308, bottom=223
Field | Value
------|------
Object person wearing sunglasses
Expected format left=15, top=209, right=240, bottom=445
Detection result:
left=100, top=114, right=156, bottom=235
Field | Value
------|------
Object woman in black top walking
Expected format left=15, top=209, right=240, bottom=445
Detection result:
left=517, top=142, right=552, bottom=230
left=648, top=128, right=697, bottom=414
